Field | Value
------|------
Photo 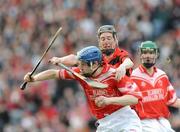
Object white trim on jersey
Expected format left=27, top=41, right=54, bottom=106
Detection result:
left=132, top=67, right=168, bottom=87
left=131, top=76, right=152, bottom=85
left=166, top=93, right=177, bottom=105
left=95, top=67, right=116, bottom=82
left=59, top=69, right=75, bottom=79
left=167, top=84, right=174, bottom=91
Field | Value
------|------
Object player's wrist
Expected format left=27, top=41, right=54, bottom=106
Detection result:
left=58, top=58, right=64, bottom=63
left=30, top=76, right=35, bottom=82
left=120, top=63, right=126, bottom=69
left=106, top=97, right=113, bottom=105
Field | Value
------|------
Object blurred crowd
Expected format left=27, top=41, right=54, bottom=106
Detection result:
left=0, top=0, right=179, bottom=132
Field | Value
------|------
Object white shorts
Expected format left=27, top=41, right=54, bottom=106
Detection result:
left=96, top=106, right=142, bottom=132
left=141, top=117, right=175, bottom=132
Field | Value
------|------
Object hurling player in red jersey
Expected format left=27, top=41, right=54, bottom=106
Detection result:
left=49, top=25, right=133, bottom=80
left=131, top=41, right=180, bottom=132
left=24, top=46, right=142, bottom=132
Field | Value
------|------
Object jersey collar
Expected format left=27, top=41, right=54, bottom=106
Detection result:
left=139, top=64, right=157, bottom=76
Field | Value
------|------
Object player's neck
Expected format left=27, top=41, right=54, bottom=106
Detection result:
left=146, top=67, right=154, bottom=76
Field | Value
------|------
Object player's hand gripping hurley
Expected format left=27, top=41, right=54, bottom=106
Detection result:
left=58, top=63, right=108, bottom=89
left=20, top=27, right=62, bottom=90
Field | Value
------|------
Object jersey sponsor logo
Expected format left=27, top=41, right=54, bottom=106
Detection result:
left=88, top=89, right=116, bottom=100
left=142, top=88, right=164, bottom=102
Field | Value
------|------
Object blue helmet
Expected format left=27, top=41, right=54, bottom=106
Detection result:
left=77, top=46, right=102, bottom=63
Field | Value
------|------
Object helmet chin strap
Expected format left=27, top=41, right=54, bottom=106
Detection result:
left=82, top=62, right=101, bottom=77
left=90, top=64, right=101, bottom=76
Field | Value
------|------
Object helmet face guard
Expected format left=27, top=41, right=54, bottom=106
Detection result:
left=97, top=25, right=117, bottom=56
left=139, top=41, right=159, bottom=69
left=97, top=25, right=117, bottom=38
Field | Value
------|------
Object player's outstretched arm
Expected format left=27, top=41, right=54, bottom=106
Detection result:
left=95, top=95, right=138, bottom=107
left=115, top=57, right=134, bottom=80
left=49, top=54, right=78, bottom=66
left=24, top=69, right=59, bottom=82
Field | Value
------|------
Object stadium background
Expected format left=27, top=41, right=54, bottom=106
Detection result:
left=0, top=0, right=179, bottom=131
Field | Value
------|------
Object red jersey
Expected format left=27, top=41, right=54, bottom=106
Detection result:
left=131, top=65, right=177, bottom=119
left=59, top=63, right=141, bottom=119
left=103, top=47, right=132, bottom=76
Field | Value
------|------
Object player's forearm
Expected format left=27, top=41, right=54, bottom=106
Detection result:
left=33, top=69, right=59, bottom=81
left=60, top=54, right=78, bottom=66
left=121, top=58, right=134, bottom=69
left=171, top=98, right=180, bottom=108
left=107, top=95, right=138, bottom=106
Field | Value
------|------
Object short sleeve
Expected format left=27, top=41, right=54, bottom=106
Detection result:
left=166, top=83, right=177, bottom=105
left=59, top=67, right=80, bottom=80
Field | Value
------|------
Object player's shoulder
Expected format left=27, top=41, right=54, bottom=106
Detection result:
left=118, top=75, right=133, bottom=85
left=116, top=47, right=128, bottom=53
left=97, top=65, right=116, bottom=81
left=131, top=66, right=167, bottom=78
left=155, top=67, right=168, bottom=78
left=113, top=48, right=129, bottom=59
left=105, top=65, right=116, bottom=75
left=156, top=68, right=166, bottom=75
